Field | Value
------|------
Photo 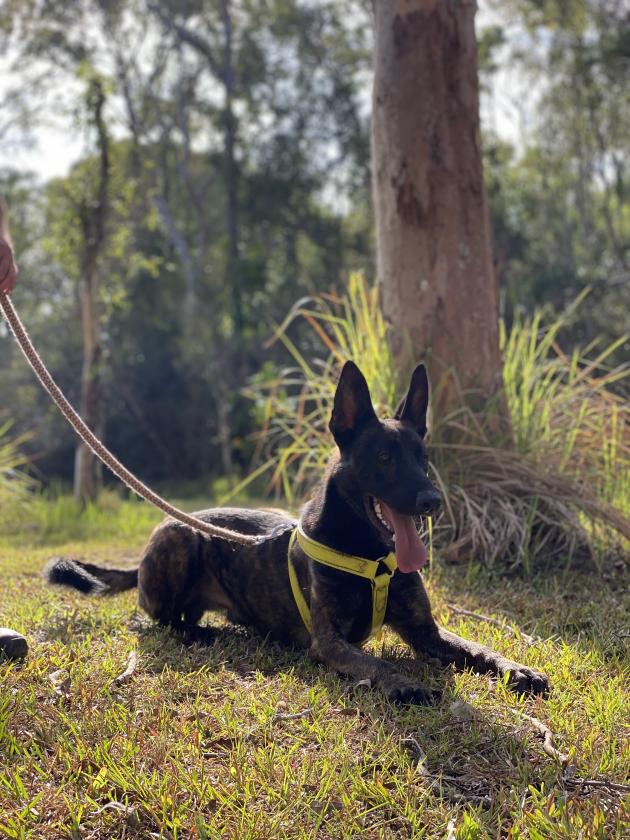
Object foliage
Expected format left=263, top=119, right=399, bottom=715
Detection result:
left=0, top=0, right=627, bottom=492
left=0, top=420, right=32, bottom=523
left=0, top=488, right=161, bottom=546
left=0, top=527, right=628, bottom=836
left=500, top=294, right=629, bottom=515
left=483, top=0, right=630, bottom=353
left=0, top=0, right=373, bottom=486
left=245, top=273, right=400, bottom=504
left=249, top=277, right=629, bottom=570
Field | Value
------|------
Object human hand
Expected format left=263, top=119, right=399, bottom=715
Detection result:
left=0, top=236, right=18, bottom=294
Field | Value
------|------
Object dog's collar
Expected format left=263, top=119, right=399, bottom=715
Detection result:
left=288, top=522, right=397, bottom=644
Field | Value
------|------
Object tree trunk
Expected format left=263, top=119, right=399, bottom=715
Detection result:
left=74, top=258, right=103, bottom=502
left=221, top=0, right=243, bottom=337
left=74, top=77, right=109, bottom=502
left=372, top=0, right=503, bottom=418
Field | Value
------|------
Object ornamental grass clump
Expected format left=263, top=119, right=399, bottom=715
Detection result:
left=0, top=419, right=32, bottom=526
left=248, top=275, right=629, bottom=572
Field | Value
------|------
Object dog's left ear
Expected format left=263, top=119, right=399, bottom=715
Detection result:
left=329, top=361, right=378, bottom=448
left=394, top=363, right=429, bottom=437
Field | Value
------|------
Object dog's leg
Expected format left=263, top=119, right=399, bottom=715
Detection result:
left=169, top=621, right=219, bottom=646
left=420, top=627, right=549, bottom=695
left=311, top=630, right=435, bottom=704
left=386, top=574, right=549, bottom=696
left=309, top=594, right=436, bottom=705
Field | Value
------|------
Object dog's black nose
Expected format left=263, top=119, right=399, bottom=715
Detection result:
left=416, top=490, right=441, bottom=516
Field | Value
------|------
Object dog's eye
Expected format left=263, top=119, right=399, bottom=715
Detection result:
left=415, top=447, right=429, bottom=470
left=377, top=451, right=392, bottom=464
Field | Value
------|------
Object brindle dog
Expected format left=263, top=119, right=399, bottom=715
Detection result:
left=46, top=361, right=549, bottom=704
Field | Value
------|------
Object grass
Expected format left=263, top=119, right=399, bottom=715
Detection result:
left=1, top=502, right=629, bottom=838
left=0, top=419, right=32, bottom=515
left=246, top=276, right=629, bottom=571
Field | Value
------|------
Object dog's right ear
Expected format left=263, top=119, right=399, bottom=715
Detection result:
left=329, top=361, right=377, bottom=448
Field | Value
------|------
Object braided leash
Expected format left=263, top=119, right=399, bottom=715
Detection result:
left=0, top=292, right=265, bottom=546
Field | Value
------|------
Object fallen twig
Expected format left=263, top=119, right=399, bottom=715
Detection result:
left=447, top=604, right=540, bottom=645
left=49, top=668, right=71, bottom=698
left=112, top=650, right=138, bottom=686
left=272, top=706, right=313, bottom=722
left=511, top=709, right=569, bottom=765
left=401, top=737, right=428, bottom=771
left=569, top=777, right=630, bottom=794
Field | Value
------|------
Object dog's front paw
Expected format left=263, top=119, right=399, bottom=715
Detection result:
left=505, top=665, right=549, bottom=696
left=386, top=678, right=440, bottom=706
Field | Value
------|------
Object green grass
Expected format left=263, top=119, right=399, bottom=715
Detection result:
left=1, top=502, right=628, bottom=838
left=246, top=277, right=629, bottom=570
left=0, top=419, right=33, bottom=516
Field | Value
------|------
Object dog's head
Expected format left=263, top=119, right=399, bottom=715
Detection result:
left=328, top=361, right=440, bottom=572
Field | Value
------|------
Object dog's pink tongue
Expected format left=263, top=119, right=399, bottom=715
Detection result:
left=380, top=501, right=428, bottom=573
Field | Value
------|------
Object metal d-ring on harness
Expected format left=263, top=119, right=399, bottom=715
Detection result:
left=288, top=522, right=398, bottom=643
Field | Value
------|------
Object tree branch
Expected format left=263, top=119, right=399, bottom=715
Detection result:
left=147, top=2, right=224, bottom=82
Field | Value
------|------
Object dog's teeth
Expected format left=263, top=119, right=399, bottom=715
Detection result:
left=372, top=499, right=394, bottom=534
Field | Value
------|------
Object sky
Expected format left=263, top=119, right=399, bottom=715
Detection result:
left=0, top=2, right=537, bottom=184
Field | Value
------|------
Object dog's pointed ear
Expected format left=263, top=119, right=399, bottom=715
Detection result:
left=393, top=394, right=407, bottom=421
left=395, top=363, right=429, bottom=437
left=329, top=361, right=377, bottom=447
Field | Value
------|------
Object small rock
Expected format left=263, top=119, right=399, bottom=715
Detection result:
left=449, top=699, right=477, bottom=720
left=0, top=627, right=28, bottom=661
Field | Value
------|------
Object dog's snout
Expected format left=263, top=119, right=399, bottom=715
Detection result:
left=416, top=490, right=441, bottom=516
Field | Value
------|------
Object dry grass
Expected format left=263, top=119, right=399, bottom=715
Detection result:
left=246, top=277, right=630, bottom=572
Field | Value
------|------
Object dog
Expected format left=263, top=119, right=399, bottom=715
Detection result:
left=46, top=361, right=549, bottom=704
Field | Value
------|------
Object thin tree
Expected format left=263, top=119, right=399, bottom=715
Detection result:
left=74, top=76, right=110, bottom=502
left=149, top=0, right=244, bottom=336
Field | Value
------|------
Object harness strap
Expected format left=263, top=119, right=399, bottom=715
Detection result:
left=288, top=529, right=311, bottom=633
left=288, top=523, right=397, bottom=643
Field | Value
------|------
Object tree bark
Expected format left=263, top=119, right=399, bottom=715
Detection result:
left=372, top=0, right=503, bottom=418
left=74, top=78, right=110, bottom=503
left=220, top=0, right=244, bottom=337
left=74, top=254, right=103, bottom=502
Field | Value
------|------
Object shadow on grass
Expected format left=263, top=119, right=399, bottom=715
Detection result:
left=130, top=614, right=564, bottom=810
left=429, top=561, right=630, bottom=663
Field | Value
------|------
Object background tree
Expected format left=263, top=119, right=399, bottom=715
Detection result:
left=72, top=73, right=110, bottom=501
left=485, top=0, right=629, bottom=351
left=0, top=0, right=626, bottom=495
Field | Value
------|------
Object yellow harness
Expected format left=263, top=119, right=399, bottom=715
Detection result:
left=288, top=523, right=398, bottom=643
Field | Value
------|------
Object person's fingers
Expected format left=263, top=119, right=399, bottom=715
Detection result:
left=0, top=260, right=17, bottom=294
left=0, top=254, right=8, bottom=282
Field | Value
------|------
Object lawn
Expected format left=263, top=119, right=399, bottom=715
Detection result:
left=0, top=500, right=628, bottom=839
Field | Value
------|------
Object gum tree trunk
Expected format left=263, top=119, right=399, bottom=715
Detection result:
left=74, top=254, right=103, bottom=502
left=372, top=0, right=503, bottom=417
left=74, top=78, right=110, bottom=503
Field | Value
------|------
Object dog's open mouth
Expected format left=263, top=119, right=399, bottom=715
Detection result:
left=366, top=497, right=429, bottom=574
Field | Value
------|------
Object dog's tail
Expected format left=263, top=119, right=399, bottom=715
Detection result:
left=44, top=557, right=138, bottom=595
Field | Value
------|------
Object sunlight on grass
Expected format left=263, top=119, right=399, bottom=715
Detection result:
left=0, top=535, right=628, bottom=837
left=0, top=489, right=162, bottom=547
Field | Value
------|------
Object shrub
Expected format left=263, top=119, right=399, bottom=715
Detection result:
left=247, top=275, right=629, bottom=571
left=0, top=420, right=33, bottom=524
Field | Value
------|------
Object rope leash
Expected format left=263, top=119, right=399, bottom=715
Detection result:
left=0, top=292, right=265, bottom=546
